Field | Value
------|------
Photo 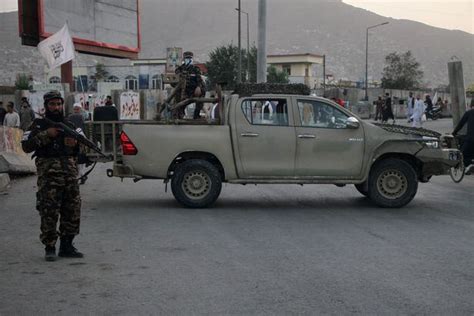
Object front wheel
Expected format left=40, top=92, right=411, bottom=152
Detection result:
left=354, top=182, right=369, bottom=197
left=368, top=158, right=418, bottom=208
left=449, top=156, right=465, bottom=183
left=171, top=159, right=222, bottom=208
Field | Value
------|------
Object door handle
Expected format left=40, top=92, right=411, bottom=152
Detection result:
left=298, top=134, right=316, bottom=139
left=241, top=132, right=259, bottom=137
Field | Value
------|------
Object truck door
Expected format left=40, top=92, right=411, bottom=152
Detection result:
left=234, top=98, right=296, bottom=178
left=293, top=98, right=365, bottom=178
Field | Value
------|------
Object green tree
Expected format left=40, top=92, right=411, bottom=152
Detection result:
left=15, top=74, right=30, bottom=90
left=381, top=51, right=423, bottom=90
left=94, top=63, right=109, bottom=82
left=467, top=83, right=474, bottom=94
left=206, top=44, right=257, bottom=89
left=267, top=65, right=289, bottom=84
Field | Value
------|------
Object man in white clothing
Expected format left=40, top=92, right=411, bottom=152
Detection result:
left=411, top=95, right=425, bottom=128
left=3, top=102, right=20, bottom=128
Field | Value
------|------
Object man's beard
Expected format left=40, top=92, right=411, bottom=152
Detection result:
left=45, top=109, right=64, bottom=122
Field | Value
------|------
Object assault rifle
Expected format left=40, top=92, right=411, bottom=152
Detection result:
left=37, top=114, right=111, bottom=159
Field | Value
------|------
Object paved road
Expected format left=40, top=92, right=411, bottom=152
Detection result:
left=1, top=119, right=473, bottom=315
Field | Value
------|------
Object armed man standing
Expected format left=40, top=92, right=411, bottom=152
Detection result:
left=22, top=91, right=84, bottom=261
left=175, top=51, right=206, bottom=119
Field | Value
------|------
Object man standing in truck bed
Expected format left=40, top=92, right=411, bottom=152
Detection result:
left=175, top=51, right=206, bottom=119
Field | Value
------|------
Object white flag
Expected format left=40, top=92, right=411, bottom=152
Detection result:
left=37, top=24, right=75, bottom=70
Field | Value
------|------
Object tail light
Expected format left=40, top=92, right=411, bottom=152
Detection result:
left=120, top=131, right=138, bottom=155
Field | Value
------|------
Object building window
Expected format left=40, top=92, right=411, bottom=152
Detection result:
left=106, top=75, right=120, bottom=83
left=151, top=75, right=162, bottom=89
left=49, top=76, right=60, bottom=84
left=282, top=65, right=291, bottom=76
left=125, top=75, right=138, bottom=90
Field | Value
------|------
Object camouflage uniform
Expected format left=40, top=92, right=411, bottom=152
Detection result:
left=22, top=118, right=81, bottom=247
left=175, top=52, right=206, bottom=119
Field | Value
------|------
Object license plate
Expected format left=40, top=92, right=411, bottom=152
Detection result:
left=449, top=151, right=460, bottom=161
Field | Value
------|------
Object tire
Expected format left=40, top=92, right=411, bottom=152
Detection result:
left=449, top=154, right=464, bottom=183
left=354, top=182, right=369, bottom=197
left=368, top=158, right=418, bottom=208
left=171, top=159, right=222, bottom=208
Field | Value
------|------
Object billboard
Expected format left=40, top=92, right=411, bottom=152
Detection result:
left=166, top=47, right=183, bottom=74
left=19, top=0, right=140, bottom=59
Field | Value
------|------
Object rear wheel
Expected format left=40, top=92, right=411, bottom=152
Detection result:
left=368, top=158, right=418, bottom=208
left=171, top=159, right=222, bottom=208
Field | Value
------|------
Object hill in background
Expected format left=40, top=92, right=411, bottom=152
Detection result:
left=1, top=0, right=473, bottom=87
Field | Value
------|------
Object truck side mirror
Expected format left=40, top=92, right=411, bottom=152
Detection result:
left=346, top=117, right=360, bottom=129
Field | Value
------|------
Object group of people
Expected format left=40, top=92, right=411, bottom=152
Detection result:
left=374, top=92, right=448, bottom=128
left=374, top=93, right=396, bottom=124
left=0, top=98, right=36, bottom=130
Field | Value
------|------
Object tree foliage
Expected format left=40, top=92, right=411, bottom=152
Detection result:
left=267, top=66, right=289, bottom=84
left=381, top=51, right=423, bottom=90
left=15, top=74, right=30, bottom=90
left=94, top=63, right=109, bottom=82
left=206, top=44, right=257, bottom=89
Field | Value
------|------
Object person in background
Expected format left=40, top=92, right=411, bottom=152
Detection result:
left=93, top=97, right=118, bottom=121
left=425, top=94, right=434, bottom=113
left=19, top=97, right=36, bottom=131
left=411, top=94, right=425, bottom=128
left=68, top=104, right=85, bottom=131
left=382, top=92, right=395, bottom=124
left=406, top=92, right=414, bottom=123
left=0, top=101, right=6, bottom=126
left=68, top=104, right=88, bottom=184
left=3, top=102, right=20, bottom=128
left=452, top=101, right=474, bottom=174
left=374, top=96, right=384, bottom=121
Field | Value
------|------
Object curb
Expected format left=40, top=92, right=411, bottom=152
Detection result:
left=0, top=173, right=10, bottom=192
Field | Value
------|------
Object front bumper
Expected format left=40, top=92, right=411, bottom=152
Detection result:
left=416, top=148, right=462, bottom=175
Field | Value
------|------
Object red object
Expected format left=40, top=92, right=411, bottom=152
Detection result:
left=120, top=131, right=138, bottom=155
left=336, top=98, right=345, bottom=107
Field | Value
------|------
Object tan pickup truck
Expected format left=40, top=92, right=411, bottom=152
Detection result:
left=88, top=93, right=461, bottom=208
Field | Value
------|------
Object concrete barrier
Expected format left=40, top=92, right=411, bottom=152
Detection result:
left=0, top=127, right=36, bottom=175
left=0, top=173, right=10, bottom=192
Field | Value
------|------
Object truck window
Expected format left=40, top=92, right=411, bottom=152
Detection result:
left=297, top=100, right=349, bottom=129
left=241, top=99, right=289, bottom=126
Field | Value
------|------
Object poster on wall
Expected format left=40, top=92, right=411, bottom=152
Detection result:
left=120, top=91, right=140, bottom=120
left=166, top=47, right=182, bottom=74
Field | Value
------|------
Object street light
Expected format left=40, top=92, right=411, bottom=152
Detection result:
left=237, top=0, right=242, bottom=84
left=236, top=8, right=250, bottom=82
left=365, top=21, right=389, bottom=101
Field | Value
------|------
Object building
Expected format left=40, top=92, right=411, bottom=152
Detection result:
left=267, top=53, right=325, bottom=88
left=45, top=58, right=168, bottom=92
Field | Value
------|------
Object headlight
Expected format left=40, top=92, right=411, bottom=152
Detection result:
left=422, top=136, right=439, bottom=149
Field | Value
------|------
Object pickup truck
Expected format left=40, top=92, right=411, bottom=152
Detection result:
left=87, top=92, right=461, bottom=208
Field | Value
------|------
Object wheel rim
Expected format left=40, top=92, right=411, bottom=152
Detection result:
left=377, top=169, right=408, bottom=200
left=450, top=159, right=465, bottom=183
left=182, top=171, right=211, bottom=200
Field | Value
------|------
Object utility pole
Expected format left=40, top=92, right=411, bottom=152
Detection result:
left=237, top=0, right=242, bottom=84
left=236, top=8, right=250, bottom=82
left=365, top=22, right=389, bottom=101
left=322, top=54, right=326, bottom=96
left=257, top=0, right=267, bottom=83
left=448, top=60, right=467, bottom=127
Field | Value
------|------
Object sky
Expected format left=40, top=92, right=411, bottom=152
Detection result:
left=1, top=0, right=472, bottom=34
left=342, top=0, right=473, bottom=34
